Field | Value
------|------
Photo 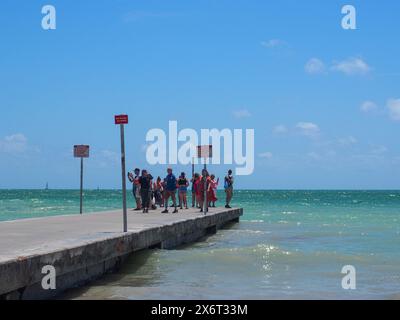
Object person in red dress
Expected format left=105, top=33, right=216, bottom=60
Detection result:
left=207, top=174, right=219, bottom=207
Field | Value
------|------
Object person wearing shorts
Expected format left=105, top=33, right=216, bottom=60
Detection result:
left=191, top=174, right=199, bottom=208
left=224, top=169, right=234, bottom=209
left=197, top=169, right=210, bottom=213
left=128, top=168, right=141, bottom=211
left=153, top=176, right=163, bottom=207
left=177, top=172, right=189, bottom=209
left=139, top=170, right=153, bottom=213
left=162, top=168, right=178, bottom=213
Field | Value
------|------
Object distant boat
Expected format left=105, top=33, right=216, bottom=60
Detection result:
left=45, top=182, right=49, bottom=190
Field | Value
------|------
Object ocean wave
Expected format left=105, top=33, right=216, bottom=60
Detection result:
left=223, top=229, right=267, bottom=235
left=246, top=219, right=264, bottom=223
left=282, top=211, right=297, bottom=215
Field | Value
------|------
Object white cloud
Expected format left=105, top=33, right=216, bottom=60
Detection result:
left=0, top=133, right=28, bottom=154
left=101, top=150, right=119, bottom=162
left=296, top=122, right=320, bottom=137
left=233, top=109, right=252, bottom=119
left=273, top=125, right=288, bottom=134
left=360, top=101, right=378, bottom=113
left=123, top=11, right=178, bottom=22
left=261, top=39, right=288, bottom=48
left=338, top=136, right=358, bottom=146
left=387, top=98, right=400, bottom=121
left=307, top=152, right=322, bottom=160
left=331, top=57, right=371, bottom=76
left=326, top=150, right=337, bottom=157
left=259, top=152, right=273, bottom=159
left=371, top=145, right=388, bottom=154
left=92, top=149, right=120, bottom=168
left=305, top=58, right=325, bottom=74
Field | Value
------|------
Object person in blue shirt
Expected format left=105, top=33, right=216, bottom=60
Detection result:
left=162, top=167, right=178, bottom=213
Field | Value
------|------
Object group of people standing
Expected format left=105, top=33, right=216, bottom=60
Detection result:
left=128, top=167, right=234, bottom=214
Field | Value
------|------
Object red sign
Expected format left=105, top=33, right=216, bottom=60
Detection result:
left=115, top=114, right=128, bottom=125
left=197, top=145, right=213, bottom=158
left=74, top=145, right=90, bottom=158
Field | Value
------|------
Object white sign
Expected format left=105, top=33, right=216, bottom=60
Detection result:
left=197, top=145, right=213, bottom=158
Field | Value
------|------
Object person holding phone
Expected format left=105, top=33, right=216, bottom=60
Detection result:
left=128, top=168, right=141, bottom=211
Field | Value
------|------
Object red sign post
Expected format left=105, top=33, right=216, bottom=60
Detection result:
left=74, top=145, right=90, bottom=158
left=115, top=115, right=128, bottom=232
left=73, top=145, right=90, bottom=214
left=115, top=114, right=129, bottom=125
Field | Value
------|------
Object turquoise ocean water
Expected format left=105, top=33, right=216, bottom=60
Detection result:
left=1, top=189, right=399, bottom=299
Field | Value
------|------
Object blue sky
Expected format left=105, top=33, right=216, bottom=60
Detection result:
left=1, top=0, right=400, bottom=189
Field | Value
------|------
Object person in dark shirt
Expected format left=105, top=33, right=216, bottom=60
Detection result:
left=224, top=169, right=234, bottom=209
left=139, top=170, right=153, bottom=213
left=190, top=174, right=198, bottom=208
left=177, top=172, right=189, bottom=210
left=161, top=168, right=178, bottom=213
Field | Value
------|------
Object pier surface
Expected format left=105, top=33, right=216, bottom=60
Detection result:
left=0, top=207, right=242, bottom=299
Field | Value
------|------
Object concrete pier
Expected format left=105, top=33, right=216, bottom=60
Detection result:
left=0, top=207, right=242, bottom=300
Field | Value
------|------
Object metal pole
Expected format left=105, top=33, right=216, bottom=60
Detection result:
left=203, top=157, right=207, bottom=215
left=192, top=157, right=195, bottom=178
left=192, top=157, right=195, bottom=209
left=80, top=157, right=83, bottom=214
left=120, top=124, right=128, bottom=232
